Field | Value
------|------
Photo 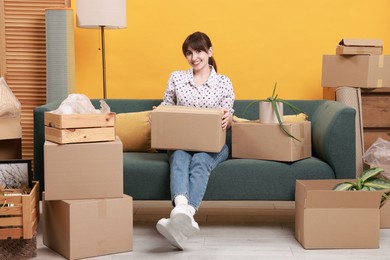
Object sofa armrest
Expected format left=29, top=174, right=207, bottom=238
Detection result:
left=311, top=100, right=356, bottom=179
left=33, top=101, right=63, bottom=195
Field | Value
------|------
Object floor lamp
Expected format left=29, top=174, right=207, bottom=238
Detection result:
left=76, top=0, right=127, bottom=99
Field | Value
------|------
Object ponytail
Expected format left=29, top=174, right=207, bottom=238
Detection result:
left=209, top=56, right=217, bottom=72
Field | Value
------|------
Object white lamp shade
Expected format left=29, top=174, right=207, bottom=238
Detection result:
left=76, top=0, right=127, bottom=29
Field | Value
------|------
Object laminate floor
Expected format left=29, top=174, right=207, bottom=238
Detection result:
left=34, top=201, right=390, bottom=260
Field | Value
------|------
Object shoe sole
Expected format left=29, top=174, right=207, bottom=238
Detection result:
left=171, top=211, right=200, bottom=237
left=156, top=220, right=184, bottom=250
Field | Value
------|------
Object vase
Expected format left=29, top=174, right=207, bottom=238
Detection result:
left=259, top=101, right=283, bottom=124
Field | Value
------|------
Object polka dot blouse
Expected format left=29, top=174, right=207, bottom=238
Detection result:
left=161, top=67, right=235, bottom=114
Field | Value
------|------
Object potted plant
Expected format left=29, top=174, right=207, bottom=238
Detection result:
left=334, top=167, right=390, bottom=203
left=243, top=82, right=307, bottom=141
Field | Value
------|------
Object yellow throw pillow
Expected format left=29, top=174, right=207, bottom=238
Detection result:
left=282, top=113, right=308, bottom=122
left=115, top=110, right=156, bottom=152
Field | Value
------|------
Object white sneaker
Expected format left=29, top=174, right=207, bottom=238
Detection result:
left=170, top=206, right=200, bottom=237
left=156, top=218, right=186, bottom=250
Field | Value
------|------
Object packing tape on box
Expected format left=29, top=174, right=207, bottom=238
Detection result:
left=336, top=87, right=364, bottom=175
left=378, top=55, right=384, bottom=68
left=377, top=79, right=383, bottom=88
left=376, top=56, right=384, bottom=87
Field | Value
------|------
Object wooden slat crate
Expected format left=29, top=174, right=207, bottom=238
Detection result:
left=44, top=112, right=116, bottom=144
left=0, top=181, right=39, bottom=240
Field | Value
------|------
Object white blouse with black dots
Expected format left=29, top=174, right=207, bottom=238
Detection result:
left=161, top=67, right=235, bottom=114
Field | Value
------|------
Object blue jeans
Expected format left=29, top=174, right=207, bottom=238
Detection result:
left=168, top=144, right=229, bottom=211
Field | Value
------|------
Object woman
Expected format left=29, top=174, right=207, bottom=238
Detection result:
left=156, top=31, right=235, bottom=250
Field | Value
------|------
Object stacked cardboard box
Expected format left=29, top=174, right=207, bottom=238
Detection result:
left=0, top=117, right=22, bottom=159
left=322, top=39, right=388, bottom=89
left=42, top=113, right=132, bottom=260
left=321, top=39, right=390, bottom=231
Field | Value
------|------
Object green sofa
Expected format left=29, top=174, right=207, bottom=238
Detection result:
left=33, top=99, right=356, bottom=200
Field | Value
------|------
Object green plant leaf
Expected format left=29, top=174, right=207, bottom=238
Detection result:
left=271, top=82, right=277, bottom=99
left=364, top=178, right=390, bottom=190
left=241, top=82, right=306, bottom=141
left=359, top=167, right=385, bottom=183
left=333, top=182, right=357, bottom=191
left=271, top=100, right=301, bottom=142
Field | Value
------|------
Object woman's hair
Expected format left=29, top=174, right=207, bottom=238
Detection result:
left=182, top=32, right=217, bottom=72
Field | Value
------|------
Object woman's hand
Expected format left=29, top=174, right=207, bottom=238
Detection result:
left=221, top=109, right=232, bottom=130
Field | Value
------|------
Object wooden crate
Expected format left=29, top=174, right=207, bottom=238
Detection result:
left=44, top=112, right=116, bottom=144
left=0, top=181, right=39, bottom=240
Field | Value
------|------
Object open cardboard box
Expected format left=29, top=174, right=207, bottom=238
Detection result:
left=295, top=179, right=389, bottom=249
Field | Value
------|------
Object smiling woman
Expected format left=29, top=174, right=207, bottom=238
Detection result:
left=71, top=0, right=390, bottom=100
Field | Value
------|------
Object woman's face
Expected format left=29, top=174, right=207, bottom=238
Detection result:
left=184, top=46, right=212, bottom=72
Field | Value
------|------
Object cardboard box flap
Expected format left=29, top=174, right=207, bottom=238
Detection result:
left=305, top=190, right=382, bottom=208
left=296, top=180, right=383, bottom=208
left=338, top=39, right=383, bottom=47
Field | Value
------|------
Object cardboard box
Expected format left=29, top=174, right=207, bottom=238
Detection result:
left=232, top=121, right=311, bottom=162
left=43, top=193, right=133, bottom=260
left=44, top=112, right=116, bottom=144
left=295, top=179, right=384, bottom=249
left=322, top=55, right=390, bottom=88
left=151, top=105, right=226, bottom=152
left=0, top=117, right=22, bottom=159
left=44, top=138, right=123, bottom=200
left=0, top=117, right=22, bottom=140
left=0, top=181, right=39, bottom=240
left=336, top=39, right=383, bottom=55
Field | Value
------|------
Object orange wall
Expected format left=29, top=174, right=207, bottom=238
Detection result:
left=71, top=0, right=390, bottom=100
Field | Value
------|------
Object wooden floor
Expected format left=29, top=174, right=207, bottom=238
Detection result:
left=35, top=201, right=390, bottom=259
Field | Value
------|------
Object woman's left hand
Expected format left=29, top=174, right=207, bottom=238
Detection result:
left=221, top=109, right=232, bottom=130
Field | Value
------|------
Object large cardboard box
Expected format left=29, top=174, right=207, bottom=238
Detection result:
left=0, top=117, right=22, bottom=159
left=151, top=105, right=226, bottom=152
left=336, top=39, right=383, bottom=55
left=44, top=138, right=123, bottom=200
left=295, top=179, right=385, bottom=249
left=44, top=112, right=116, bottom=144
left=43, top=193, right=133, bottom=260
left=232, top=121, right=311, bottom=162
left=322, top=55, right=390, bottom=88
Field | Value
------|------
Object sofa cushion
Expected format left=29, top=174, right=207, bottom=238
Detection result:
left=204, top=157, right=336, bottom=200
left=116, top=110, right=156, bottom=152
left=123, top=152, right=171, bottom=199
